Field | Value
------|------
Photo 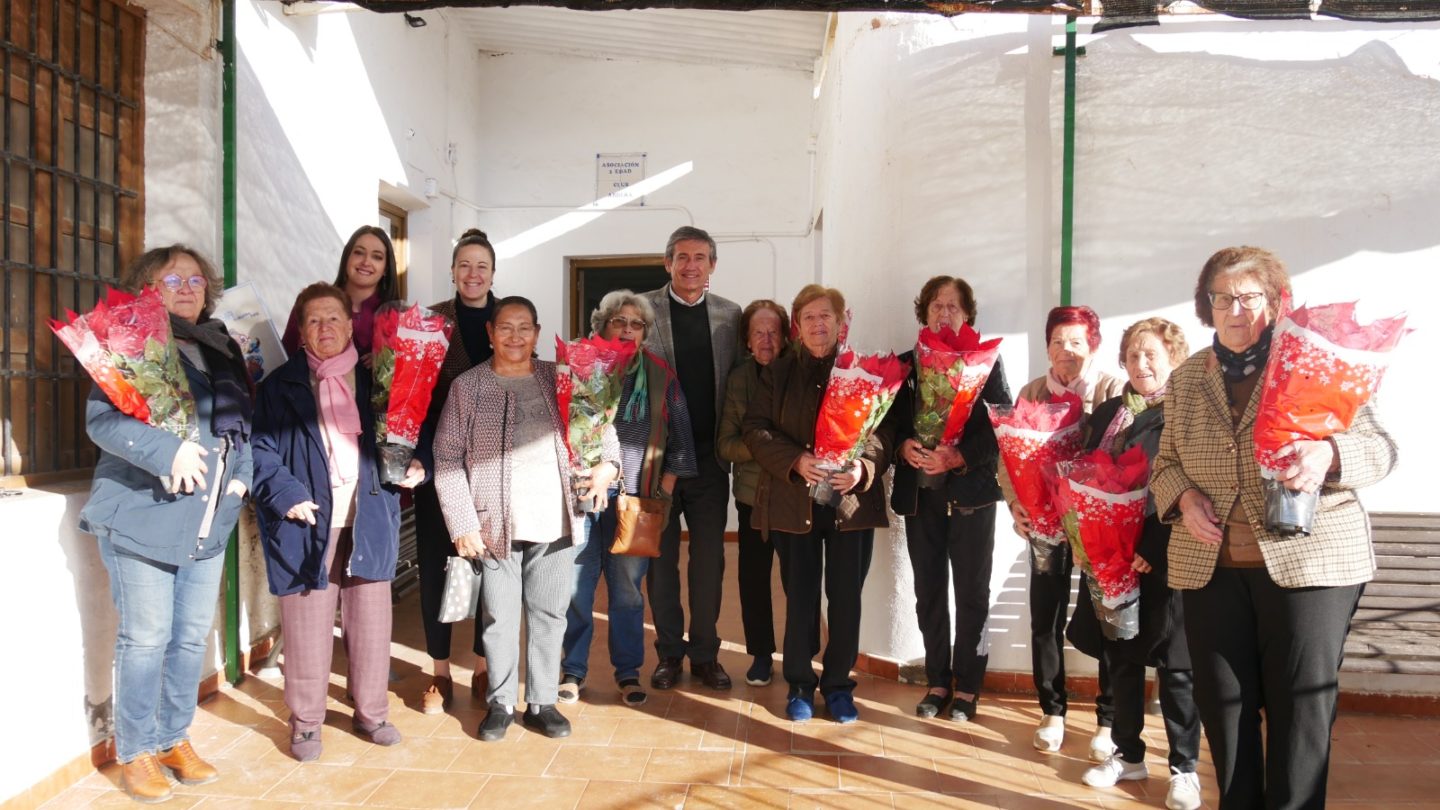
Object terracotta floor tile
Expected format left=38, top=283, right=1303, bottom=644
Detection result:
left=36, top=786, right=108, bottom=808
left=169, top=756, right=298, bottom=799
left=788, top=791, right=896, bottom=809
left=1329, top=763, right=1440, bottom=802
left=425, top=708, right=487, bottom=739
left=837, top=754, right=946, bottom=793
left=470, top=774, right=589, bottom=809
left=1027, top=758, right=1154, bottom=800
left=365, top=769, right=487, bottom=809
left=642, top=749, right=737, bottom=785
left=892, top=793, right=1012, bottom=809
left=446, top=737, right=560, bottom=776
left=683, top=785, right=790, bottom=809
left=260, top=763, right=390, bottom=805
left=189, top=798, right=329, bottom=809
left=545, top=745, right=653, bottom=781
left=574, top=778, right=690, bottom=810
left=611, top=717, right=706, bottom=750
left=737, top=752, right=840, bottom=790
left=352, top=734, right=465, bottom=771
left=83, top=792, right=204, bottom=809
left=931, top=756, right=1045, bottom=795
left=791, top=722, right=887, bottom=756
left=556, top=715, right=621, bottom=746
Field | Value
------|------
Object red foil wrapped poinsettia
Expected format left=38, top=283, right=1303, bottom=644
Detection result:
left=372, top=303, right=455, bottom=449
left=1060, top=446, right=1150, bottom=600
left=1253, top=299, right=1409, bottom=476
left=912, top=324, right=1003, bottom=449
left=987, top=392, right=1084, bottom=570
left=812, top=348, right=911, bottom=467
left=554, top=335, right=638, bottom=469
left=50, top=287, right=198, bottom=441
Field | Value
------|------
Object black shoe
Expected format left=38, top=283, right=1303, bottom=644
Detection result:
left=522, top=704, right=572, bottom=738
left=915, top=689, right=951, bottom=719
left=949, top=696, right=978, bottom=723
left=692, top=660, right=733, bottom=691
left=651, top=656, right=683, bottom=690
left=478, top=702, right=514, bottom=742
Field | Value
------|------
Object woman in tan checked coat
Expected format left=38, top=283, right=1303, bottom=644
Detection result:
left=1151, top=246, right=1398, bottom=810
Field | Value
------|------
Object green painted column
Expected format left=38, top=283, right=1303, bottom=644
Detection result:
left=1059, top=15, right=1077, bottom=307
left=221, top=0, right=242, bottom=686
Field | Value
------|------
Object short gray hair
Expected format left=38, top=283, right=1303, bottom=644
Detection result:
left=664, top=226, right=716, bottom=263
left=590, top=289, right=656, bottom=338
left=121, top=245, right=224, bottom=319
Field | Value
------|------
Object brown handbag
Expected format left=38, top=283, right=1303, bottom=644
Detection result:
left=611, top=491, right=670, bottom=557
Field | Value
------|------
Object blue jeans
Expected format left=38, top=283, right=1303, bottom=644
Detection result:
left=98, top=535, right=226, bottom=763
left=562, top=490, right=649, bottom=683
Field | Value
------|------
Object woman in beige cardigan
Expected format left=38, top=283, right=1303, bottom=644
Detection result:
left=1151, top=247, right=1397, bottom=809
left=1005, top=305, right=1124, bottom=759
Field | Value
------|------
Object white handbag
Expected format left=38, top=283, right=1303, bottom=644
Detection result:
left=437, top=556, right=483, bottom=623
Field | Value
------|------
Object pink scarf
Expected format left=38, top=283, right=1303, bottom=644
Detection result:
left=1046, top=363, right=1098, bottom=403
left=306, top=344, right=361, bottom=487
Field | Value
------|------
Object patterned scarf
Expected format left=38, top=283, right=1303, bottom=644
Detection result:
left=621, top=349, right=649, bottom=422
left=1045, top=361, right=1098, bottom=402
left=1099, top=384, right=1167, bottom=455
left=306, top=343, right=361, bottom=487
left=1212, top=325, right=1273, bottom=381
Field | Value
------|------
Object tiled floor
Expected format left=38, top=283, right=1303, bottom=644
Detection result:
left=40, top=544, right=1440, bottom=809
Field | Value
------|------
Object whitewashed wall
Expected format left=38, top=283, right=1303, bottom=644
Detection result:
left=816, top=11, right=1440, bottom=675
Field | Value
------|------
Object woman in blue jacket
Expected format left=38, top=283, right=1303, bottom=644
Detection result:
left=80, top=246, right=253, bottom=804
left=251, top=283, right=426, bottom=763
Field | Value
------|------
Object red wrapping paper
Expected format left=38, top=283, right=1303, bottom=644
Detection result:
left=1058, top=445, right=1150, bottom=606
left=371, top=303, right=454, bottom=449
left=987, top=392, right=1084, bottom=542
left=812, top=349, right=910, bottom=467
left=1253, top=300, right=1409, bottom=475
left=50, top=287, right=198, bottom=441
left=912, top=324, right=1002, bottom=448
left=555, top=335, right=638, bottom=468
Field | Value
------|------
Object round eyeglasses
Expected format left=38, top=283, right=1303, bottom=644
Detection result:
left=1208, top=291, right=1265, bottom=311
left=156, top=274, right=209, bottom=292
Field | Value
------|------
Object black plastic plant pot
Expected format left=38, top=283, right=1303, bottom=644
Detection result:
left=809, top=479, right=844, bottom=509
left=1263, top=477, right=1318, bottom=537
left=378, top=443, right=414, bottom=485
left=916, top=470, right=946, bottom=490
left=572, top=471, right=601, bottom=513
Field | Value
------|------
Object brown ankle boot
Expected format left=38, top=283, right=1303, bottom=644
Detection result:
left=156, top=740, right=218, bottom=785
left=120, top=753, right=173, bottom=803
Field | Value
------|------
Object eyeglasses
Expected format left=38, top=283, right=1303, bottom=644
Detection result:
left=155, top=274, right=208, bottom=292
left=607, top=317, right=648, bottom=331
left=1208, top=291, right=1266, bottom=311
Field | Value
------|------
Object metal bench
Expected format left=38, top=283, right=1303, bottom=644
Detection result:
left=1343, top=512, right=1440, bottom=675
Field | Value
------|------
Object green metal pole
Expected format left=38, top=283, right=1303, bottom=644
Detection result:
left=1059, top=14, right=1077, bottom=307
left=221, top=0, right=242, bottom=686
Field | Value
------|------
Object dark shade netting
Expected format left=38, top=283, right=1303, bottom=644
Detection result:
left=1320, top=0, right=1440, bottom=19
left=1093, top=0, right=1160, bottom=31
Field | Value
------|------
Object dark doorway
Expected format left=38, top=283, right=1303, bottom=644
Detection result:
left=569, top=255, right=670, bottom=337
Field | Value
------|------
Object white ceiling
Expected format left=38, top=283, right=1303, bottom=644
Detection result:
left=442, top=6, right=830, bottom=72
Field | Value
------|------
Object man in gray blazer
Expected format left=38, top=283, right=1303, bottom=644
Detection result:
left=642, top=226, right=742, bottom=691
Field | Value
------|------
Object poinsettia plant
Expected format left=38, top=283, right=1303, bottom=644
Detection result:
left=554, top=334, right=638, bottom=469
left=809, top=348, right=910, bottom=505
left=1057, top=445, right=1151, bottom=640
left=371, top=303, right=454, bottom=482
left=987, top=392, right=1084, bottom=571
left=1252, top=298, right=1409, bottom=535
left=912, top=324, right=1002, bottom=449
left=50, top=287, right=198, bottom=442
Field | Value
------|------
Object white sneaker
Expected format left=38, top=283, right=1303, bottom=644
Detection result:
left=1089, top=726, right=1118, bottom=763
left=1166, top=768, right=1202, bottom=810
left=1032, top=715, right=1065, bottom=752
left=1082, top=754, right=1148, bottom=787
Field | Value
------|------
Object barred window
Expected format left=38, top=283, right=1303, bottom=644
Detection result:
left=2, top=0, right=144, bottom=483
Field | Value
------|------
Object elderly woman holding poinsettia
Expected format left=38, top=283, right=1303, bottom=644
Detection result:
left=742, top=284, right=903, bottom=725
left=890, top=275, right=1011, bottom=725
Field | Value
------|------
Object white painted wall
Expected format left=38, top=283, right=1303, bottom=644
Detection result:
left=461, top=50, right=816, bottom=338
left=815, top=11, right=1440, bottom=675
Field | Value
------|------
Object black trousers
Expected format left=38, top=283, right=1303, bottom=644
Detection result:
left=648, top=456, right=730, bottom=664
left=1110, top=658, right=1200, bottom=772
left=904, top=491, right=996, bottom=695
left=414, top=482, right=484, bottom=662
left=1184, top=567, right=1362, bottom=810
left=736, top=502, right=794, bottom=658
left=1030, top=545, right=1113, bottom=724
left=783, top=506, right=874, bottom=697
